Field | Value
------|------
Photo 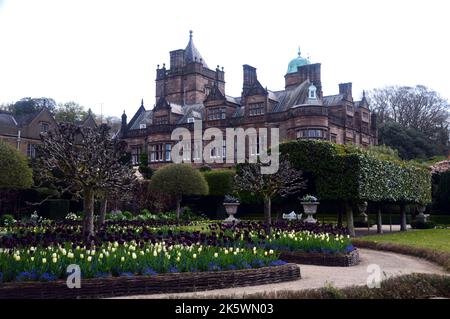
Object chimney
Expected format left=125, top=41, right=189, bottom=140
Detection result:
left=243, top=64, right=257, bottom=88
left=169, top=49, right=185, bottom=70
left=339, top=83, right=353, bottom=99
left=120, top=111, right=127, bottom=136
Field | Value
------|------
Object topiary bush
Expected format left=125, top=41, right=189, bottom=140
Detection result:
left=280, top=140, right=432, bottom=205
left=202, top=169, right=235, bottom=196
left=150, top=164, right=209, bottom=221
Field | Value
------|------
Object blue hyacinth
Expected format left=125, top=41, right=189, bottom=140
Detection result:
left=345, top=245, right=354, bottom=253
left=94, top=272, right=112, bottom=278
left=119, top=272, right=134, bottom=277
left=143, top=268, right=158, bottom=276
left=40, top=272, right=57, bottom=282
left=269, top=260, right=287, bottom=267
left=168, top=266, right=179, bottom=273
left=0, top=272, right=3, bottom=283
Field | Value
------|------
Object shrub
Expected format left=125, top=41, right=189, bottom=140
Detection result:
left=150, top=164, right=208, bottom=220
left=0, top=214, right=16, bottom=227
left=410, top=220, right=436, bottom=229
left=203, top=169, right=235, bottom=196
left=0, top=141, right=33, bottom=190
left=280, top=139, right=432, bottom=204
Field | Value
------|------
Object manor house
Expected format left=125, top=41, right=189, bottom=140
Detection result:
left=119, top=31, right=377, bottom=169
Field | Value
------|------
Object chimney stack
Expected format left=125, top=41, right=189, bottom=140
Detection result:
left=243, top=64, right=257, bottom=88
left=339, top=83, right=353, bottom=100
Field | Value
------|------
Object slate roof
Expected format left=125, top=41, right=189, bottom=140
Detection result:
left=184, top=31, right=208, bottom=68
left=322, top=94, right=345, bottom=106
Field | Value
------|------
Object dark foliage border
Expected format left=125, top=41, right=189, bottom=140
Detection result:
left=0, top=263, right=300, bottom=299
left=279, top=249, right=360, bottom=267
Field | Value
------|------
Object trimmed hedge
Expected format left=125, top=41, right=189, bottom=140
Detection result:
left=203, top=169, right=235, bottom=196
left=280, top=140, right=432, bottom=204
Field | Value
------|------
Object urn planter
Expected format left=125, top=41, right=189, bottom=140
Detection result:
left=301, top=202, right=319, bottom=223
left=223, top=203, right=240, bottom=224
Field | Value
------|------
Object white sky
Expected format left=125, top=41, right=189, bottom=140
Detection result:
left=0, top=0, right=449, bottom=118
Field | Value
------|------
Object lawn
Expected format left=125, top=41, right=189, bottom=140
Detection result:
left=360, top=229, right=450, bottom=253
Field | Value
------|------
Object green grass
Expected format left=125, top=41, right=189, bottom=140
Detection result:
left=361, top=229, right=450, bottom=253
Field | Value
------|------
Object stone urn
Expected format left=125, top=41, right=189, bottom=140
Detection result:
left=223, top=195, right=240, bottom=224
left=301, top=202, right=319, bottom=223
left=358, top=201, right=368, bottom=222
left=415, top=205, right=429, bottom=222
left=223, top=203, right=240, bottom=224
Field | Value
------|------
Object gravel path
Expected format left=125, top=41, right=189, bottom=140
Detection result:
left=118, top=248, right=448, bottom=299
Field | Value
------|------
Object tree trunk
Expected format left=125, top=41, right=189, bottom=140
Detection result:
left=176, top=198, right=181, bottom=224
left=98, top=198, right=108, bottom=226
left=400, top=203, right=407, bottom=231
left=377, top=203, right=383, bottom=234
left=345, top=201, right=355, bottom=237
left=337, top=200, right=344, bottom=228
left=263, top=196, right=272, bottom=234
left=83, top=187, right=95, bottom=238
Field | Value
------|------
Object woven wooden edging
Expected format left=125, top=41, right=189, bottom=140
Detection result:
left=0, top=263, right=300, bottom=299
left=279, top=249, right=360, bottom=267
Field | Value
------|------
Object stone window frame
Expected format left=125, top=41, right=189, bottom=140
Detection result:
left=27, top=143, right=37, bottom=158
left=131, top=145, right=142, bottom=166
left=40, top=122, right=49, bottom=133
left=154, top=115, right=169, bottom=125
left=248, top=103, right=265, bottom=116
left=207, top=107, right=226, bottom=120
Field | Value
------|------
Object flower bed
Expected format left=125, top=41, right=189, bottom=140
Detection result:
left=0, top=242, right=280, bottom=283
left=0, top=263, right=300, bottom=299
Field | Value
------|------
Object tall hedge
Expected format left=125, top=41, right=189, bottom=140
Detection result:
left=280, top=140, right=431, bottom=204
left=0, top=141, right=33, bottom=190
left=202, top=169, right=235, bottom=196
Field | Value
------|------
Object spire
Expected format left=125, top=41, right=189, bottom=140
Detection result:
left=184, top=30, right=208, bottom=68
left=298, top=46, right=301, bottom=57
left=141, top=98, right=144, bottom=107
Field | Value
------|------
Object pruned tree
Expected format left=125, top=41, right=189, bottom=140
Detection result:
left=234, top=159, right=306, bottom=228
left=150, top=164, right=208, bottom=222
left=34, top=123, right=136, bottom=237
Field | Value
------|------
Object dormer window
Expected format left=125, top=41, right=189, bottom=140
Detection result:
left=308, top=84, right=317, bottom=99
left=187, top=117, right=195, bottom=123
left=139, top=123, right=147, bottom=129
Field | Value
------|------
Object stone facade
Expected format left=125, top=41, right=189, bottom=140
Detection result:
left=120, top=32, right=377, bottom=169
left=0, top=108, right=97, bottom=158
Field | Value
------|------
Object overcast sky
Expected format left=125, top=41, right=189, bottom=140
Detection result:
left=0, top=0, right=449, bottom=118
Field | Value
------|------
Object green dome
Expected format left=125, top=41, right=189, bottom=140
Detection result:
left=287, top=48, right=310, bottom=74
